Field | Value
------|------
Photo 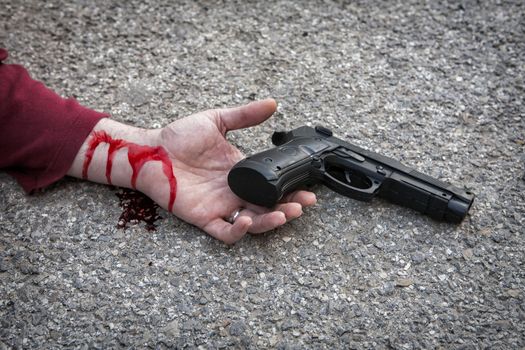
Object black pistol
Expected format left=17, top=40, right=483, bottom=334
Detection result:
left=228, top=126, right=474, bottom=223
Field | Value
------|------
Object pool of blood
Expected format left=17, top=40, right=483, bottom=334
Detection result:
left=115, top=188, right=161, bottom=231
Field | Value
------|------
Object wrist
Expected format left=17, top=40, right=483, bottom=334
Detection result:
left=68, top=118, right=161, bottom=191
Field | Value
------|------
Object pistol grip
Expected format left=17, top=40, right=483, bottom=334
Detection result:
left=228, top=137, right=333, bottom=207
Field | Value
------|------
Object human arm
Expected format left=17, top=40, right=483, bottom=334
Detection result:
left=0, top=48, right=314, bottom=244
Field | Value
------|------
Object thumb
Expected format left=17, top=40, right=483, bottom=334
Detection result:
left=218, top=99, right=277, bottom=133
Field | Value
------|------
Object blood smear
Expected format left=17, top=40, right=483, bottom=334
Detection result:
left=82, top=131, right=177, bottom=212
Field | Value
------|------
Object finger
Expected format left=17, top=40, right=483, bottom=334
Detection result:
left=203, top=216, right=252, bottom=245
left=282, top=190, right=317, bottom=207
left=232, top=208, right=286, bottom=234
left=273, top=202, right=303, bottom=221
left=218, top=99, right=277, bottom=132
left=241, top=202, right=305, bottom=232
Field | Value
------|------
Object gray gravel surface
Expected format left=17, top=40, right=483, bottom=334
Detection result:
left=1, top=0, right=524, bottom=349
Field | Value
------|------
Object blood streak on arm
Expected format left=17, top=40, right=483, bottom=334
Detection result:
left=82, top=131, right=110, bottom=179
left=82, top=131, right=177, bottom=212
left=105, top=139, right=127, bottom=184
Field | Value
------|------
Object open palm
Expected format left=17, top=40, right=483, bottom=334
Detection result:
left=146, top=99, right=316, bottom=244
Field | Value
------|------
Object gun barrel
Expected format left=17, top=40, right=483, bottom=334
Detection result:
left=447, top=196, right=474, bottom=222
left=378, top=173, right=473, bottom=223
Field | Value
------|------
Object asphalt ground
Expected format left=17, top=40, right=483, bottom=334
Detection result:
left=1, top=1, right=524, bottom=349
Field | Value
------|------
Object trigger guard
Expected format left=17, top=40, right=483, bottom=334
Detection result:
left=323, top=172, right=381, bottom=202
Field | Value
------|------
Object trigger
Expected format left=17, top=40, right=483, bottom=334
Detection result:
left=345, top=170, right=353, bottom=184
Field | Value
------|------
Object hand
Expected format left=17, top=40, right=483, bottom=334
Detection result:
left=146, top=99, right=316, bottom=244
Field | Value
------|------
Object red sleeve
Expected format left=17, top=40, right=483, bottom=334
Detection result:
left=0, top=48, right=108, bottom=193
